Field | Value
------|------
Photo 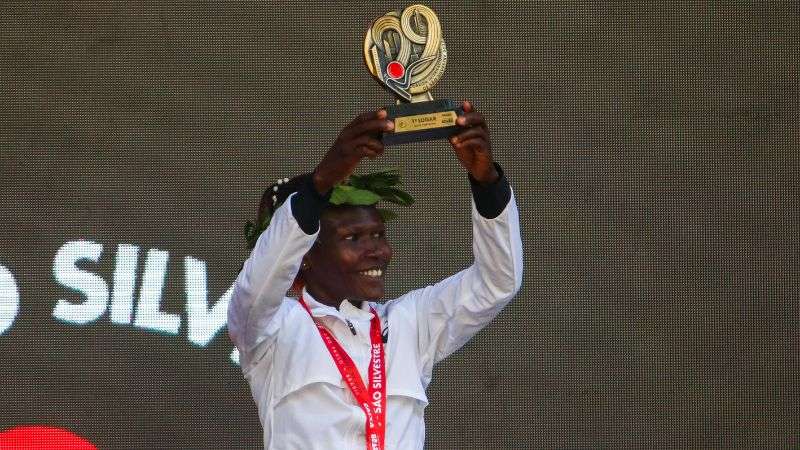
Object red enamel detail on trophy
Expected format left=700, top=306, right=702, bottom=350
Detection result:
left=386, top=61, right=405, bottom=80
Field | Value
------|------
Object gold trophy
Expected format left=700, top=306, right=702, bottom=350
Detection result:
left=364, top=4, right=463, bottom=146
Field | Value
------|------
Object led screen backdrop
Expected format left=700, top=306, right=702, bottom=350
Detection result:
left=1, top=2, right=797, bottom=449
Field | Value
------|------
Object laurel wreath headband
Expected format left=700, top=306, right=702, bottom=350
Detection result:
left=244, top=169, right=414, bottom=250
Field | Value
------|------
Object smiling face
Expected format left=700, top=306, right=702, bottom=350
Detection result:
left=301, top=205, right=392, bottom=306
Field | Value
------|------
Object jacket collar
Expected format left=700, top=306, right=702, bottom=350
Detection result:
left=301, top=288, right=374, bottom=321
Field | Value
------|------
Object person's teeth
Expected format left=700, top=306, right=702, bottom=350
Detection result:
left=360, top=269, right=383, bottom=277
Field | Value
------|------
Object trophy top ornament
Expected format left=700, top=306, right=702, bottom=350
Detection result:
left=363, top=4, right=447, bottom=104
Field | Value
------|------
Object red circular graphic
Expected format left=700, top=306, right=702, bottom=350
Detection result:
left=0, top=426, right=97, bottom=449
left=386, top=61, right=405, bottom=80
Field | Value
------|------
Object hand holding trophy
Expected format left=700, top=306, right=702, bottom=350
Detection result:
left=364, top=4, right=464, bottom=146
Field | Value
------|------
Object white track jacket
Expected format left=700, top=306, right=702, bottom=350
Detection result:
left=227, top=190, right=523, bottom=450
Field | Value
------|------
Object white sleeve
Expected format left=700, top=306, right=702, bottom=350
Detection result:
left=411, top=190, right=523, bottom=367
left=226, top=192, right=318, bottom=362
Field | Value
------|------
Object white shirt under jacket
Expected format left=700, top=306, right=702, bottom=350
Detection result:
left=227, top=190, right=523, bottom=450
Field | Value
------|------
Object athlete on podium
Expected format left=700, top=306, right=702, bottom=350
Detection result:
left=227, top=102, right=522, bottom=450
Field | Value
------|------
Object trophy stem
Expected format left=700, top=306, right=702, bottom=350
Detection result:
left=406, top=92, right=434, bottom=103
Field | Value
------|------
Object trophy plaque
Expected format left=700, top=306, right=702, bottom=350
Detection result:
left=364, top=4, right=464, bottom=146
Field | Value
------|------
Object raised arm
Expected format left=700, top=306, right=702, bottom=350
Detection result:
left=412, top=168, right=523, bottom=367
left=227, top=109, right=394, bottom=363
left=400, top=102, right=524, bottom=368
left=227, top=186, right=323, bottom=359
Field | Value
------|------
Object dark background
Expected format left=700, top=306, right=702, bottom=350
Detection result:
left=1, top=1, right=797, bottom=449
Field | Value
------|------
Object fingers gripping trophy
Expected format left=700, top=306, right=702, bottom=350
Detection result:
left=364, top=4, right=464, bottom=146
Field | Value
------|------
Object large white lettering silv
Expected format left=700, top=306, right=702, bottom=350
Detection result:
left=43, top=240, right=238, bottom=365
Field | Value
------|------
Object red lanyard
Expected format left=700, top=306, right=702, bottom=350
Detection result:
left=298, top=295, right=386, bottom=450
